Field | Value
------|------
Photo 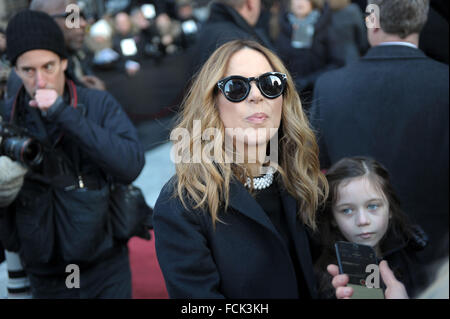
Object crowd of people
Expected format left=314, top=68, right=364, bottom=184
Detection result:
left=0, top=0, right=448, bottom=300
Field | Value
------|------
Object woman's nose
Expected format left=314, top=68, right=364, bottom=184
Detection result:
left=247, top=81, right=263, bottom=103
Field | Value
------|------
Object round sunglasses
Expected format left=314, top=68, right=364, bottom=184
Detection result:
left=217, top=72, right=287, bottom=102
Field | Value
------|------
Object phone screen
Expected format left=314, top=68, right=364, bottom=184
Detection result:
left=335, top=241, right=385, bottom=299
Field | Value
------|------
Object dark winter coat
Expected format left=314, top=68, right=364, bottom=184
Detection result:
left=190, top=2, right=274, bottom=75
left=153, top=177, right=318, bottom=298
left=275, top=4, right=345, bottom=92
left=0, top=79, right=145, bottom=276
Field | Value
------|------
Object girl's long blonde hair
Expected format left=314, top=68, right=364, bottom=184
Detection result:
left=172, top=39, right=328, bottom=230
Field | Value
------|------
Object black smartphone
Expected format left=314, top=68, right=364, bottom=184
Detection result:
left=335, top=241, right=384, bottom=299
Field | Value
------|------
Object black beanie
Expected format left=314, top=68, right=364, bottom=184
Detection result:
left=6, top=10, right=67, bottom=65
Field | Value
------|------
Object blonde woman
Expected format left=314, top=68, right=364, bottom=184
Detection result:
left=153, top=39, right=328, bottom=298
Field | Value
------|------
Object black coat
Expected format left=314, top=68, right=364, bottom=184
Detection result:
left=328, top=3, right=369, bottom=64
left=380, top=226, right=429, bottom=297
left=190, top=2, right=274, bottom=75
left=153, top=178, right=318, bottom=298
left=275, top=5, right=345, bottom=92
left=309, top=45, right=449, bottom=263
left=0, top=81, right=145, bottom=275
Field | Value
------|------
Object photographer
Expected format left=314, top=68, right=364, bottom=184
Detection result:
left=0, top=10, right=145, bottom=298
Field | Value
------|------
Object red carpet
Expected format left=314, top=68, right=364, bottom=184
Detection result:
left=128, top=230, right=169, bottom=299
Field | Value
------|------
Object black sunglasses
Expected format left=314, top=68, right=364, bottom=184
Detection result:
left=217, top=72, right=287, bottom=102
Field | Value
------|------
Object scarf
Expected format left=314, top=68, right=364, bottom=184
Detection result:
left=287, top=10, right=320, bottom=49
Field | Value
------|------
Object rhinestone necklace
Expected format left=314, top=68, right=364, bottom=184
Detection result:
left=244, top=167, right=276, bottom=190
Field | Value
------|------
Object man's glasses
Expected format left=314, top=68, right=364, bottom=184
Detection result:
left=217, top=72, right=287, bottom=102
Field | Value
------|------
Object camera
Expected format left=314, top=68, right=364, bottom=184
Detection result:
left=0, top=121, right=44, bottom=168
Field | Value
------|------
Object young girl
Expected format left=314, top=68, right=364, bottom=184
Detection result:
left=313, top=156, right=428, bottom=298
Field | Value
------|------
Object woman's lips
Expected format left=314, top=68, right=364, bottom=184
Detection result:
left=358, top=232, right=375, bottom=239
left=246, top=113, right=268, bottom=124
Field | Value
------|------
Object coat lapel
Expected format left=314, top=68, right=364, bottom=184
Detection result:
left=228, top=178, right=283, bottom=240
left=228, top=178, right=318, bottom=298
left=280, top=189, right=318, bottom=298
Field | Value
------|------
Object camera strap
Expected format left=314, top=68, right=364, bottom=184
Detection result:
left=9, top=80, right=89, bottom=189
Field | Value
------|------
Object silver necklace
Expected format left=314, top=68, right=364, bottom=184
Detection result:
left=244, top=167, right=276, bottom=190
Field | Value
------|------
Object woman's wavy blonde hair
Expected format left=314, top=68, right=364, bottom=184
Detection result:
left=172, top=39, right=328, bottom=230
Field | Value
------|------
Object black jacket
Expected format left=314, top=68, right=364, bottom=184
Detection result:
left=309, top=45, right=449, bottom=264
left=275, top=4, right=344, bottom=92
left=153, top=177, right=318, bottom=298
left=379, top=226, right=429, bottom=297
left=190, top=2, right=274, bottom=75
left=0, top=80, right=145, bottom=275
left=328, top=3, right=369, bottom=64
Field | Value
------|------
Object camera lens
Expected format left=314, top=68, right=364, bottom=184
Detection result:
left=2, top=137, right=43, bottom=167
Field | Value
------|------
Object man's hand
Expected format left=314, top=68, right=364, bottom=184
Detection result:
left=327, top=260, right=409, bottom=299
left=29, top=89, right=58, bottom=111
left=81, top=75, right=106, bottom=91
left=379, top=260, right=409, bottom=299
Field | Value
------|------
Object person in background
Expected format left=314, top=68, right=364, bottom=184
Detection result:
left=113, top=11, right=142, bottom=76
left=175, top=0, right=201, bottom=50
left=29, top=0, right=106, bottom=91
left=275, top=0, right=344, bottom=101
left=130, top=6, right=164, bottom=61
left=6, top=0, right=106, bottom=99
left=327, top=0, right=369, bottom=64
left=191, top=0, right=272, bottom=76
left=1, top=10, right=144, bottom=298
left=313, top=157, right=428, bottom=298
left=154, top=11, right=182, bottom=55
